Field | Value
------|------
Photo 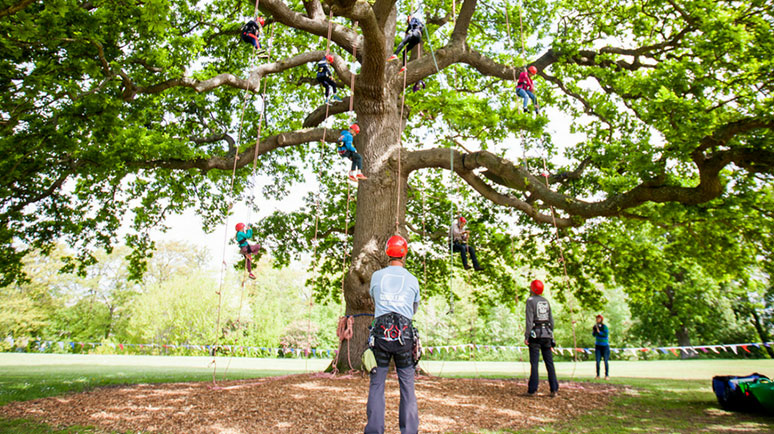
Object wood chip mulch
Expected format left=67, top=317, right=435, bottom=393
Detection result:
left=0, top=373, right=618, bottom=433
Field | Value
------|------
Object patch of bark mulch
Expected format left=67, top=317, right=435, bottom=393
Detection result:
left=0, top=373, right=618, bottom=433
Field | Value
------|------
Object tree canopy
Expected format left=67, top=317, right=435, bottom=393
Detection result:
left=2, top=0, right=772, bottom=333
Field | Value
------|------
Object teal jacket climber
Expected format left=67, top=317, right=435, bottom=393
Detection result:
left=236, top=227, right=253, bottom=247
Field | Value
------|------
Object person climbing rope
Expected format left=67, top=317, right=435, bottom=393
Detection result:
left=412, top=79, right=426, bottom=93
left=338, top=123, right=367, bottom=182
left=593, top=314, right=610, bottom=380
left=387, top=15, right=424, bottom=73
left=235, top=222, right=261, bottom=280
left=525, top=279, right=559, bottom=396
left=240, top=16, right=268, bottom=57
left=316, top=54, right=343, bottom=104
left=365, top=235, right=420, bottom=434
left=449, top=216, right=483, bottom=271
left=516, top=65, right=540, bottom=114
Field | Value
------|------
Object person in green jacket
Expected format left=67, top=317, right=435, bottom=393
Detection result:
left=235, top=222, right=261, bottom=280
left=592, top=314, right=610, bottom=379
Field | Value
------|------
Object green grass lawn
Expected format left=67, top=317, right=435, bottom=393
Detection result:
left=0, top=353, right=772, bottom=433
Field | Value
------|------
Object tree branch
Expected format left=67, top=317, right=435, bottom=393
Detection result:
left=0, top=0, right=35, bottom=18
left=128, top=127, right=337, bottom=173
left=404, top=116, right=774, bottom=225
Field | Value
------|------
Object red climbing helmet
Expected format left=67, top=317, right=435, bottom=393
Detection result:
left=528, top=65, right=538, bottom=75
left=385, top=235, right=409, bottom=258
left=325, top=54, right=334, bottom=64
left=458, top=216, right=467, bottom=224
left=257, top=17, right=265, bottom=26
left=530, top=279, right=544, bottom=295
left=596, top=314, right=604, bottom=321
left=350, top=123, right=360, bottom=134
left=235, top=222, right=246, bottom=232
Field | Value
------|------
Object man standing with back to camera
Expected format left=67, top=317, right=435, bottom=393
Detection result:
left=524, top=279, right=559, bottom=396
left=365, top=235, right=420, bottom=434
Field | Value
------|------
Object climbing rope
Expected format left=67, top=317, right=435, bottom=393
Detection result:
left=541, top=157, right=579, bottom=370
left=210, top=7, right=273, bottom=384
left=309, top=6, right=338, bottom=372
left=349, top=21, right=358, bottom=112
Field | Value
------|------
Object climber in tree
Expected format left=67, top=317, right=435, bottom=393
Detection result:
left=338, top=124, right=366, bottom=182
left=316, top=54, right=343, bottom=104
left=240, top=16, right=268, bottom=57
left=235, top=222, right=261, bottom=280
left=516, top=65, right=540, bottom=114
left=449, top=216, right=483, bottom=271
left=387, top=15, right=424, bottom=73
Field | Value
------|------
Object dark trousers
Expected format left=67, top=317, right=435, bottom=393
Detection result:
left=452, top=241, right=480, bottom=269
left=317, top=74, right=337, bottom=98
left=365, top=346, right=419, bottom=434
left=528, top=337, right=559, bottom=393
left=395, top=31, right=422, bottom=64
left=241, top=32, right=260, bottom=49
left=340, top=150, right=362, bottom=171
left=595, top=344, right=610, bottom=377
left=239, top=244, right=260, bottom=273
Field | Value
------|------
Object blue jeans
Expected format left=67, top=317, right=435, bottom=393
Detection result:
left=595, top=344, right=610, bottom=377
left=516, top=88, right=537, bottom=110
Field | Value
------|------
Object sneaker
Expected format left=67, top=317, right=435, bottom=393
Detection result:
left=387, top=54, right=398, bottom=62
left=325, top=97, right=331, bottom=105
left=347, top=173, right=358, bottom=182
left=248, top=273, right=256, bottom=280
left=605, top=376, right=609, bottom=381
left=356, top=173, right=367, bottom=180
left=526, top=391, right=536, bottom=397
left=550, top=391, right=558, bottom=398
left=474, top=266, right=484, bottom=271
left=463, top=264, right=471, bottom=270
left=398, top=66, right=406, bottom=74
left=331, top=95, right=343, bottom=102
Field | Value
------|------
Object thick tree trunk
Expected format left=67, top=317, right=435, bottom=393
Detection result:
left=332, top=87, right=409, bottom=372
left=749, top=307, right=774, bottom=358
left=675, top=325, right=693, bottom=359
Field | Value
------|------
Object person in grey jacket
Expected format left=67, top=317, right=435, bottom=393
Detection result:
left=524, top=279, right=559, bottom=396
left=365, top=235, right=420, bottom=434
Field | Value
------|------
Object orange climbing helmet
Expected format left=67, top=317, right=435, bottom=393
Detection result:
left=528, top=65, right=538, bottom=75
left=235, top=222, right=246, bottom=232
left=325, top=54, right=334, bottom=64
left=385, top=235, right=408, bottom=258
left=350, top=123, right=360, bottom=134
left=530, top=279, right=544, bottom=295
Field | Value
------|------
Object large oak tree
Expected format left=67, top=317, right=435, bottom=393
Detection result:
left=2, top=0, right=772, bottom=369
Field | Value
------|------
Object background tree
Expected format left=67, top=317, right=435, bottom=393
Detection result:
left=1, top=0, right=772, bottom=369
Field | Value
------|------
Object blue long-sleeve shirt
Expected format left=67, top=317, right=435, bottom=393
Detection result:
left=338, top=130, right=356, bottom=153
left=592, top=323, right=609, bottom=346
left=236, top=228, right=253, bottom=247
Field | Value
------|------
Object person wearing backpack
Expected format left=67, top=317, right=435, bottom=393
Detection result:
left=525, top=279, right=559, bottom=396
left=365, top=235, right=420, bottom=434
left=516, top=66, right=540, bottom=114
left=387, top=15, right=424, bottom=73
left=240, top=17, right=267, bottom=57
left=316, top=54, right=343, bottom=105
left=593, top=314, right=610, bottom=380
left=235, top=222, right=261, bottom=280
left=338, top=123, right=366, bottom=182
